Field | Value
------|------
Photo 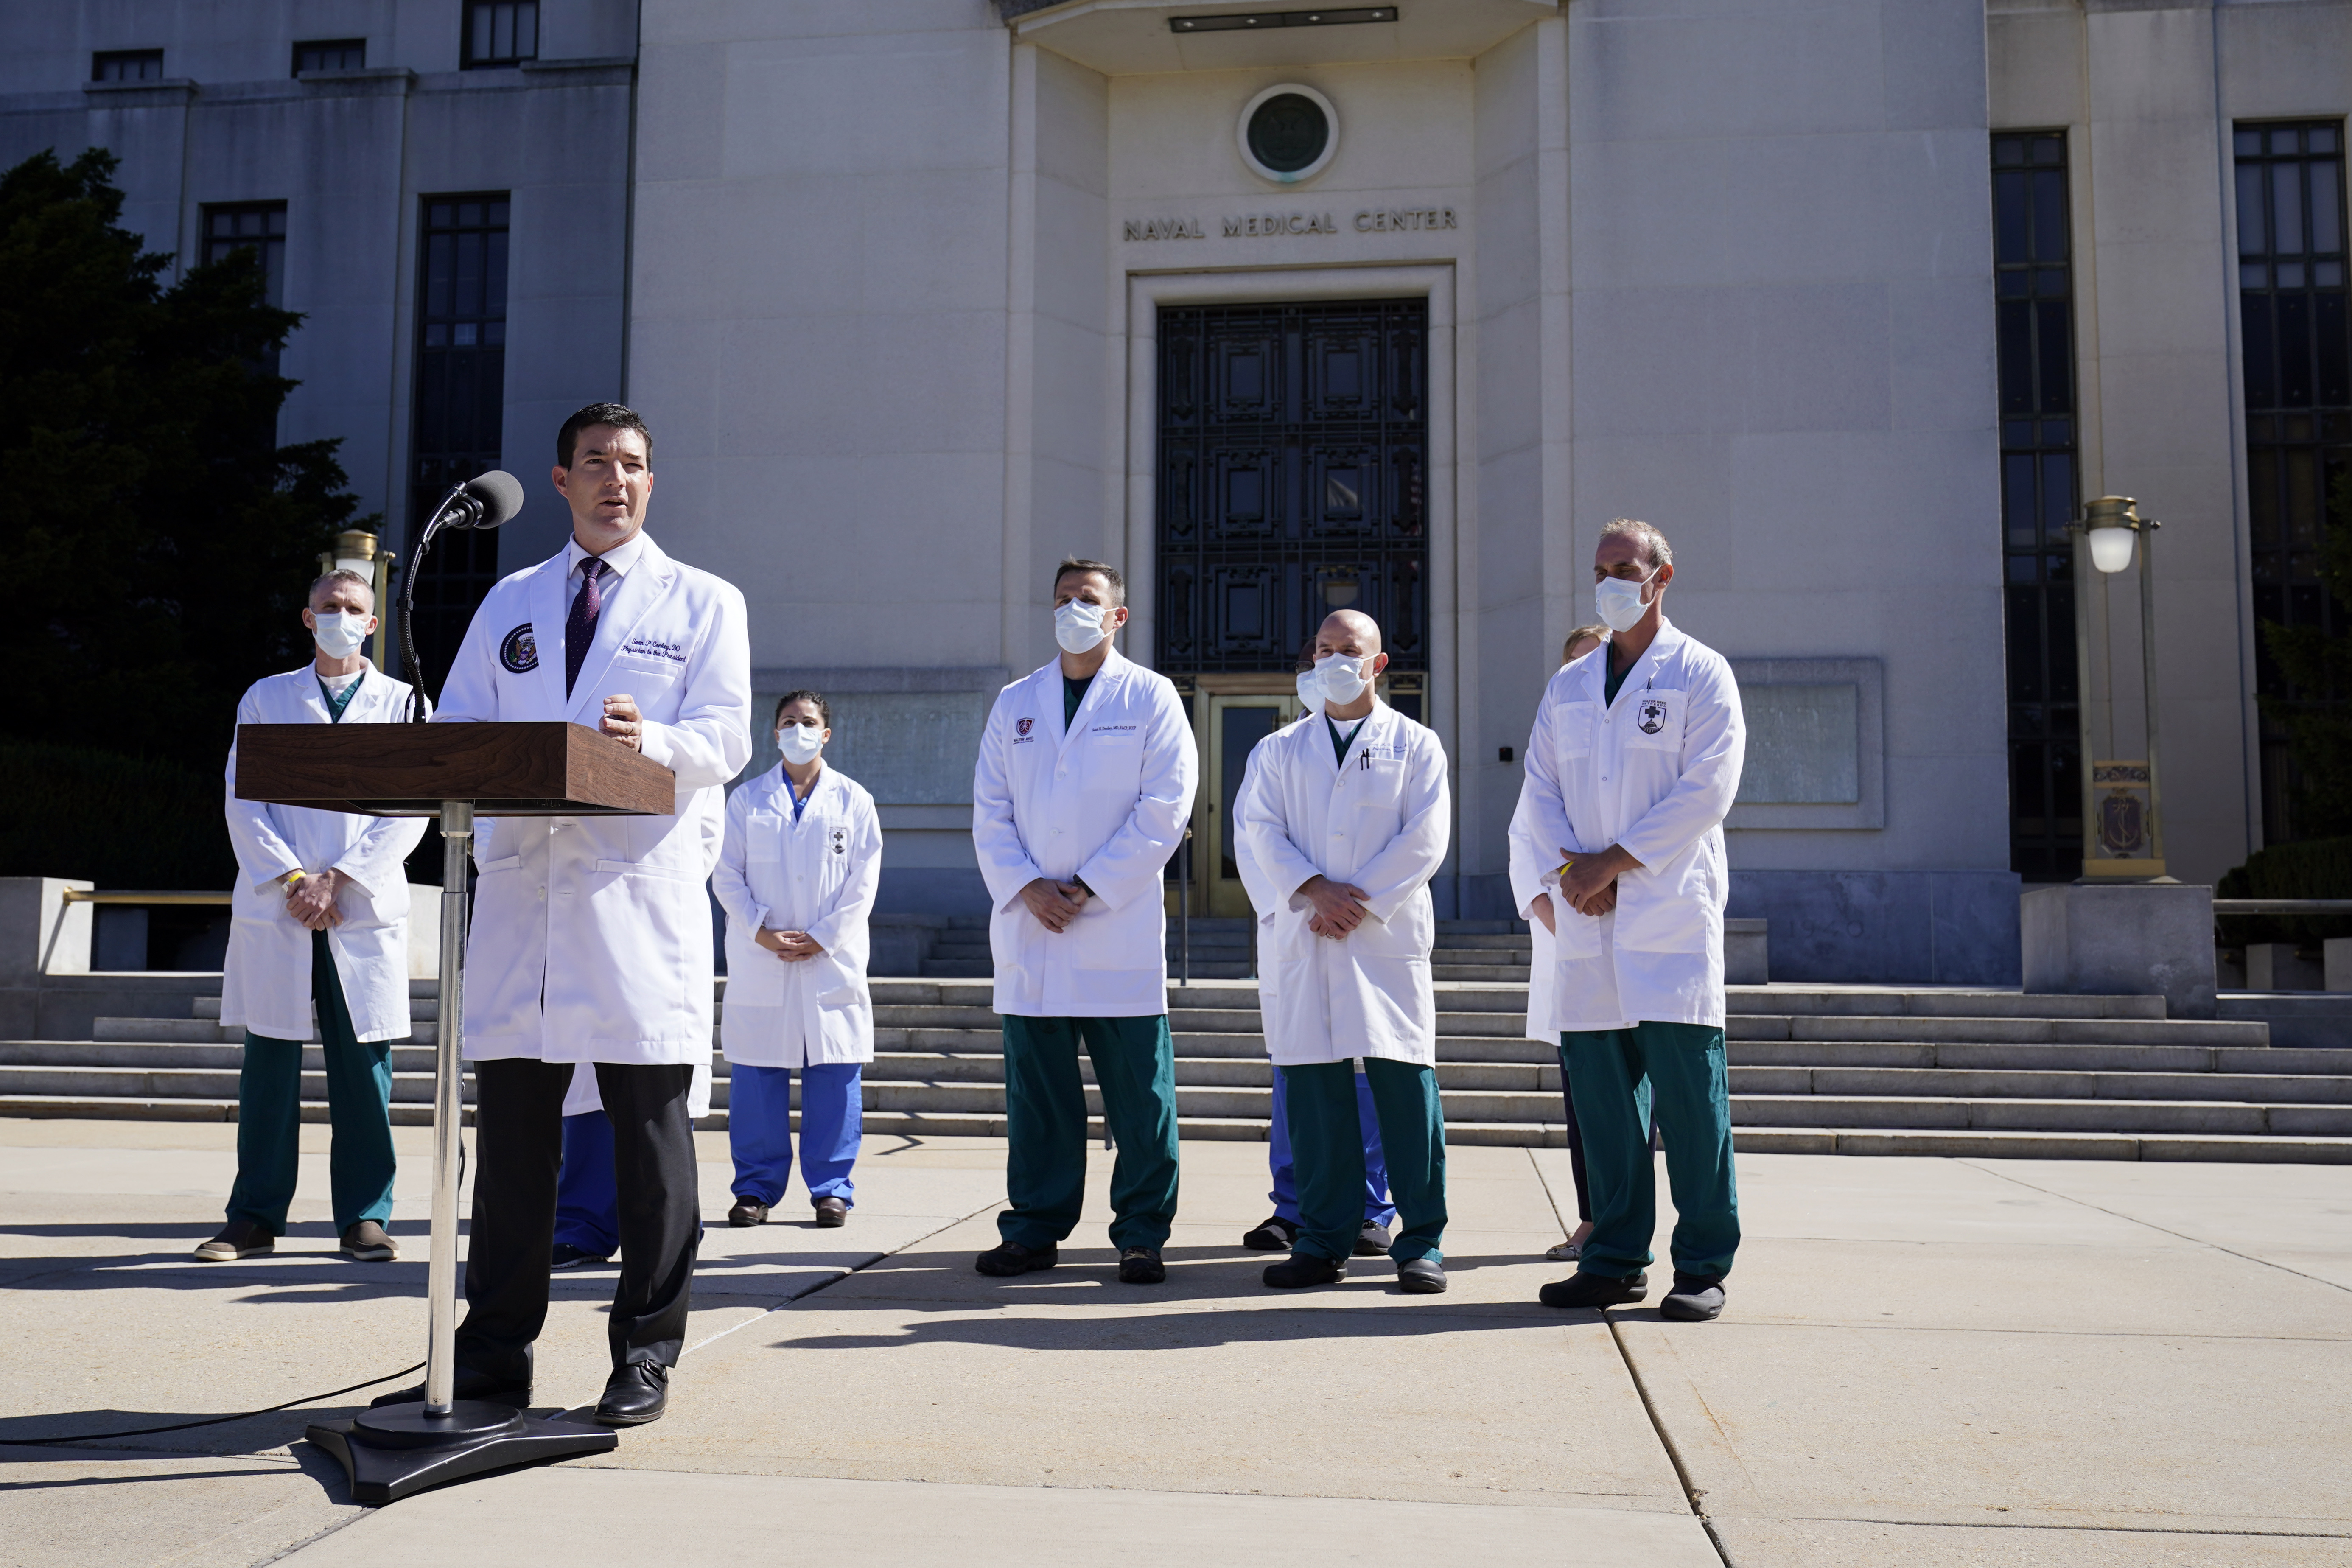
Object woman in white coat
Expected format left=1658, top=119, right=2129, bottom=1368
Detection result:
left=711, top=691, right=882, bottom=1227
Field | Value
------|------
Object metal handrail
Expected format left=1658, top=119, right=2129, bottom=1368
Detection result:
left=59, top=890, right=232, bottom=905
left=2212, top=899, right=2352, bottom=914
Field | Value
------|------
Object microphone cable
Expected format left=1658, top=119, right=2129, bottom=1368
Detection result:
left=0, top=1360, right=425, bottom=1448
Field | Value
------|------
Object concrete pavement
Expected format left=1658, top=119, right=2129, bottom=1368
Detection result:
left=0, top=1119, right=2346, bottom=1566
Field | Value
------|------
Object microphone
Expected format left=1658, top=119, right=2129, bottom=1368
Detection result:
left=444, top=470, right=524, bottom=529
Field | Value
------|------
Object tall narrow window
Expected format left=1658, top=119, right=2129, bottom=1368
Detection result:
left=294, top=39, right=367, bottom=75
left=2237, top=121, right=2352, bottom=844
left=202, top=203, right=288, bottom=307
left=409, top=195, right=511, bottom=694
left=1993, top=131, right=2082, bottom=882
left=462, top=2, right=539, bottom=67
left=92, top=50, right=164, bottom=82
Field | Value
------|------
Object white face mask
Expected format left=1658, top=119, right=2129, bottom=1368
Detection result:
left=1312, top=652, right=1371, bottom=708
left=1294, top=671, right=1322, bottom=716
left=311, top=610, right=370, bottom=659
left=1595, top=571, right=1657, bottom=634
left=1054, top=599, right=1114, bottom=655
left=777, top=722, right=824, bottom=766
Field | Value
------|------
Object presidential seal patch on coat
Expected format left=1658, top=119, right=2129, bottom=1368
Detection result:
left=499, top=624, right=539, bottom=674
left=1638, top=697, right=1669, bottom=734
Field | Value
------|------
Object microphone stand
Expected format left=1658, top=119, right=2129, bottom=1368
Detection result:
left=400, top=481, right=485, bottom=723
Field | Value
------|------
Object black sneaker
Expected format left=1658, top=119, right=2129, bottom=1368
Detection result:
left=551, top=1242, right=610, bottom=1270
left=1117, top=1246, right=1166, bottom=1285
left=1660, top=1272, right=1726, bottom=1321
left=1354, top=1220, right=1393, bottom=1257
left=975, top=1240, right=1058, bottom=1276
left=1538, top=1269, right=1649, bottom=1310
left=193, top=1219, right=274, bottom=1262
left=1241, top=1214, right=1299, bottom=1252
left=1395, top=1257, right=1447, bottom=1294
left=339, top=1221, right=398, bottom=1262
left=1263, top=1252, right=1346, bottom=1288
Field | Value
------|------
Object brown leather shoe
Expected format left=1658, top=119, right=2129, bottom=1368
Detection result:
left=812, top=1196, right=847, bottom=1227
left=728, top=1198, right=770, bottom=1227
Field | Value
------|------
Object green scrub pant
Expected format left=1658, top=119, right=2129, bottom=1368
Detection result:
left=224, top=929, right=397, bottom=1235
left=1280, top=1057, right=1446, bottom=1264
left=1560, top=1021, right=1739, bottom=1281
left=998, top=1014, right=1181, bottom=1252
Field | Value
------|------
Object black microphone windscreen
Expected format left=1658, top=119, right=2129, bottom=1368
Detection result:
left=462, top=470, right=526, bottom=528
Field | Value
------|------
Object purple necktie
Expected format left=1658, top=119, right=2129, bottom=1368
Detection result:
left=565, top=557, right=609, bottom=697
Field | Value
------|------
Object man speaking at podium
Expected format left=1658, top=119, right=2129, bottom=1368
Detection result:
left=424, top=403, right=751, bottom=1426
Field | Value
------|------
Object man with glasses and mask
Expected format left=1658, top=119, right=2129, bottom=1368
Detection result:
left=1512, top=518, right=1746, bottom=1322
left=1239, top=610, right=1452, bottom=1293
left=970, top=558, right=1198, bottom=1285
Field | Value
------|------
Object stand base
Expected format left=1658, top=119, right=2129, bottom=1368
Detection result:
left=307, top=1400, right=618, bottom=1504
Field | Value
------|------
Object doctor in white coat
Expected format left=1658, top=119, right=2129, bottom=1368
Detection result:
left=712, top=689, right=882, bottom=1229
left=1236, top=642, right=1397, bottom=1260
left=1510, top=519, right=1744, bottom=1324
left=1242, top=609, right=1452, bottom=1293
left=970, top=558, right=1198, bottom=1285
left=202, top=571, right=426, bottom=1265
left=414, top=403, right=752, bottom=1428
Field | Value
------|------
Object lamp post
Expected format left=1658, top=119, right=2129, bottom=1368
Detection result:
left=2071, top=496, right=2167, bottom=881
left=317, top=528, right=399, bottom=671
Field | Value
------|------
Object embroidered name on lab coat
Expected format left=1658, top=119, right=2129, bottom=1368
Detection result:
left=499, top=624, right=538, bottom=673
left=1089, top=723, right=1139, bottom=735
left=621, top=634, right=689, bottom=663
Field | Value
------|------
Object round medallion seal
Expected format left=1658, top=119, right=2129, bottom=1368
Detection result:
left=499, top=623, right=539, bottom=674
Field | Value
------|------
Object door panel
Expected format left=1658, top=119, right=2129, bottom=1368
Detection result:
left=1205, top=695, right=1301, bottom=917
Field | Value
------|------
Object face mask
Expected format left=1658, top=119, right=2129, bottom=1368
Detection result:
left=1054, top=599, right=1114, bottom=655
left=1294, top=671, right=1322, bottom=716
left=312, top=610, right=370, bottom=659
left=1595, top=571, right=1656, bottom=634
left=1312, top=652, right=1370, bottom=708
left=777, top=723, right=824, bottom=766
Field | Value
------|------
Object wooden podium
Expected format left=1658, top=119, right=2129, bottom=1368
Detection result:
left=236, top=721, right=675, bottom=1502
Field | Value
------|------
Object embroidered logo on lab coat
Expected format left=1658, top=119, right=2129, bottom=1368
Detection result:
left=1016, top=717, right=1035, bottom=737
left=830, top=826, right=848, bottom=856
left=1637, top=697, right=1669, bottom=735
left=499, top=624, right=538, bottom=673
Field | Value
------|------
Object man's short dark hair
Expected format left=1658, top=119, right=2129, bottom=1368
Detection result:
left=775, top=689, right=832, bottom=728
left=557, top=403, right=653, bottom=469
left=1053, top=557, right=1126, bottom=607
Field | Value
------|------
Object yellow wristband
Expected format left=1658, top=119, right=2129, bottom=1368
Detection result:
left=283, top=869, right=305, bottom=885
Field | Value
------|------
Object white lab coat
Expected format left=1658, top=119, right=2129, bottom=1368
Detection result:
left=972, top=646, right=1199, bottom=1019
left=435, top=533, right=753, bottom=1066
left=711, top=762, right=883, bottom=1068
left=1508, top=619, right=1745, bottom=1035
left=222, top=664, right=428, bottom=1044
left=1241, top=700, right=1452, bottom=1067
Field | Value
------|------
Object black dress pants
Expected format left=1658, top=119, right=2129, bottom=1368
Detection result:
left=456, top=1058, right=699, bottom=1382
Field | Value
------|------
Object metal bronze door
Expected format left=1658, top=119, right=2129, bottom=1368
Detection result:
left=1204, top=693, right=1304, bottom=916
left=1156, top=299, right=1429, bottom=676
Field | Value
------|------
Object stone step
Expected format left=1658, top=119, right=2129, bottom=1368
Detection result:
left=191, top=997, right=444, bottom=1022
left=92, top=1016, right=442, bottom=1046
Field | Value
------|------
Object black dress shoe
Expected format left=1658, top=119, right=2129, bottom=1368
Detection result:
left=1263, top=1253, right=1346, bottom=1288
left=594, top=1361, right=669, bottom=1426
left=975, top=1240, right=1057, bottom=1276
left=550, top=1242, right=610, bottom=1270
left=1538, top=1269, right=1649, bottom=1310
left=1241, top=1214, right=1299, bottom=1252
left=1354, top=1220, right=1393, bottom=1257
left=1660, top=1272, right=1727, bottom=1321
left=1117, top=1246, right=1166, bottom=1284
left=728, top=1198, right=770, bottom=1228
left=812, top=1196, right=847, bottom=1227
left=370, top=1367, right=532, bottom=1408
left=1396, top=1257, right=1447, bottom=1294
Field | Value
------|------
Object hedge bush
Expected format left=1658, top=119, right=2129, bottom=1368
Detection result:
left=2214, top=836, right=2352, bottom=946
left=0, top=742, right=235, bottom=890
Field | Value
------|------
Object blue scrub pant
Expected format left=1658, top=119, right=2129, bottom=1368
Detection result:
left=553, top=1109, right=620, bottom=1257
left=1268, top=1067, right=1395, bottom=1226
left=728, top=1062, right=864, bottom=1207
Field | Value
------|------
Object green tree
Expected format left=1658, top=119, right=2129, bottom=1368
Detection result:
left=0, top=146, right=365, bottom=771
left=0, top=147, right=368, bottom=885
left=2260, top=470, right=2352, bottom=840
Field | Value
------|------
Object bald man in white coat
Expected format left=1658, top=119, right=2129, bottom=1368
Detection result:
left=394, top=404, right=752, bottom=1428
left=1242, top=610, right=1452, bottom=1293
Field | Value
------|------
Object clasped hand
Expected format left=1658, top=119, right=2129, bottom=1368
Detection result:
left=283, top=868, right=341, bottom=932
left=602, top=693, right=644, bottom=751
left=1299, top=874, right=1372, bottom=940
left=1529, top=843, right=1638, bottom=933
left=1019, top=877, right=1091, bottom=934
left=756, top=927, right=825, bottom=963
